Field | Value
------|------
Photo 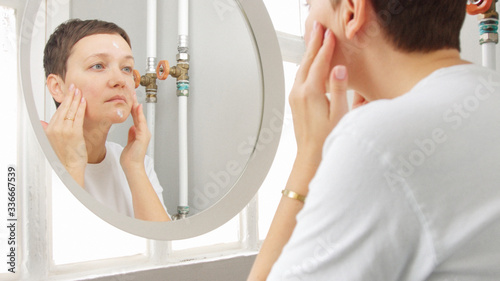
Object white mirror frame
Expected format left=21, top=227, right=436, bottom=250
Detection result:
left=19, top=0, right=284, bottom=240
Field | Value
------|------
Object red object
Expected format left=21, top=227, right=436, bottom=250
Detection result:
left=133, top=69, right=141, bottom=88
left=156, top=60, right=170, bottom=80
left=467, top=0, right=494, bottom=15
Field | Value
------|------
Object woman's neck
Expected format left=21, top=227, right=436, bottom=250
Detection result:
left=351, top=46, right=470, bottom=101
left=83, top=120, right=111, bottom=164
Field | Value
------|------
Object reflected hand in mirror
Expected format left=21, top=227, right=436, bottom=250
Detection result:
left=40, top=84, right=87, bottom=187
left=41, top=19, right=170, bottom=222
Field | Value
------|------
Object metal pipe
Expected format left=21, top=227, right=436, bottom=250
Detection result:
left=145, top=0, right=158, bottom=158
left=146, top=103, right=156, bottom=157
left=178, top=0, right=189, bottom=49
left=147, top=0, right=157, bottom=59
left=173, top=0, right=190, bottom=220
left=479, top=12, right=498, bottom=70
left=178, top=96, right=188, bottom=207
left=471, top=0, right=499, bottom=69
left=482, top=42, right=497, bottom=69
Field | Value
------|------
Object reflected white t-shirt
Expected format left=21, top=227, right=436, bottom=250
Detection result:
left=84, top=141, right=167, bottom=218
left=269, top=64, right=500, bottom=280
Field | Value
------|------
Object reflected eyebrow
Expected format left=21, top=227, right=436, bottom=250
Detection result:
left=85, top=53, right=135, bottom=62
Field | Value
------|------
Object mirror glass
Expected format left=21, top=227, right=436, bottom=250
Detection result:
left=20, top=0, right=284, bottom=240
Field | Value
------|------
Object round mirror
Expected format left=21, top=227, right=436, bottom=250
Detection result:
left=20, top=0, right=284, bottom=240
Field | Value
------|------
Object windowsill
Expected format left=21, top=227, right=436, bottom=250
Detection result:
left=48, top=248, right=258, bottom=281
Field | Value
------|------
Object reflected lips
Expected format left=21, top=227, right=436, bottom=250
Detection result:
left=107, top=95, right=126, bottom=103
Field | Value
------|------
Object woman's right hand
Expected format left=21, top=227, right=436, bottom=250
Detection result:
left=41, top=84, right=87, bottom=187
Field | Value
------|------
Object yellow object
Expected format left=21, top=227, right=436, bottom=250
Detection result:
left=281, top=189, right=306, bottom=203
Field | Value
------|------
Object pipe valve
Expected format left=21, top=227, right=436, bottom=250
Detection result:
left=140, top=72, right=159, bottom=103
left=155, top=56, right=190, bottom=97
left=133, top=69, right=141, bottom=89
left=467, top=0, right=496, bottom=15
left=156, top=60, right=170, bottom=80
left=169, top=63, right=190, bottom=81
left=156, top=58, right=190, bottom=82
left=468, top=0, right=499, bottom=45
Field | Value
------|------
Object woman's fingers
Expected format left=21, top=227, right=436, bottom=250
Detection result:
left=328, top=65, right=349, bottom=121
left=122, top=93, right=151, bottom=167
left=308, top=29, right=336, bottom=91
left=64, top=88, right=82, bottom=125
left=137, top=102, right=146, bottom=127
left=50, top=84, right=74, bottom=124
left=128, top=92, right=150, bottom=145
left=296, top=21, right=325, bottom=83
left=127, top=125, right=137, bottom=146
left=51, top=84, right=82, bottom=125
left=73, top=96, right=86, bottom=128
left=61, top=84, right=77, bottom=112
left=130, top=92, right=140, bottom=128
left=132, top=93, right=148, bottom=130
left=40, top=120, right=49, bottom=130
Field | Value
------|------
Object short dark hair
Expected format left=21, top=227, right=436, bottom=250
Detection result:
left=43, top=19, right=131, bottom=107
left=331, top=0, right=467, bottom=53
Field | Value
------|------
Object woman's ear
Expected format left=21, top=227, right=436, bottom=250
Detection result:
left=46, top=74, right=65, bottom=103
left=343, top=0, right=368, bottom=40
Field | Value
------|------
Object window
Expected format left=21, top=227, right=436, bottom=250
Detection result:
left=52, top=172, right=147, bottom=265
left=258, top=0, right=307, bottom=240
left=263, top=0, right=308, bottom=36
left=258, top=62, right=299, bottom=240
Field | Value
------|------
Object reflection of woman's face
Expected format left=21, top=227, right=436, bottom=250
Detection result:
left=64, top=33, right=136, bottom=125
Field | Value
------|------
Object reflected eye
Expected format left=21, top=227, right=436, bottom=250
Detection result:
left=91, top=64, right=104, bottom=70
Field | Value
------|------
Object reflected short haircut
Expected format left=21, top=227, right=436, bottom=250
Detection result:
left=43, top=19, right=131, bottom=107
left=331, top=0, right=467, bottom=53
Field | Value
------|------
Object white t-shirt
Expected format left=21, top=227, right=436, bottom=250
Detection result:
left=269, top=64, right=500, bottom=280
left=85, top=141, right=167, bottom=218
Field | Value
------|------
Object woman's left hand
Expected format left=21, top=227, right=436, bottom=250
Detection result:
left=120, top=92, right=151, bottom=171
left=289, top=21, right=349, bottom=164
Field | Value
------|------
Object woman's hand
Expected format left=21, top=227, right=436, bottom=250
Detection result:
left=41, top=84, right=87, bottom=186
left=119, top=93, right=170, bottom=221
left=289, top=21, right=349, bottom=165
left=120, top=92, right=151, bottom=172
left=247, top=23, right=351, bottom=281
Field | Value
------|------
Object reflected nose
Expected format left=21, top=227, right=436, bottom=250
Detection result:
left=108, top=67, right=126, bottom=88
